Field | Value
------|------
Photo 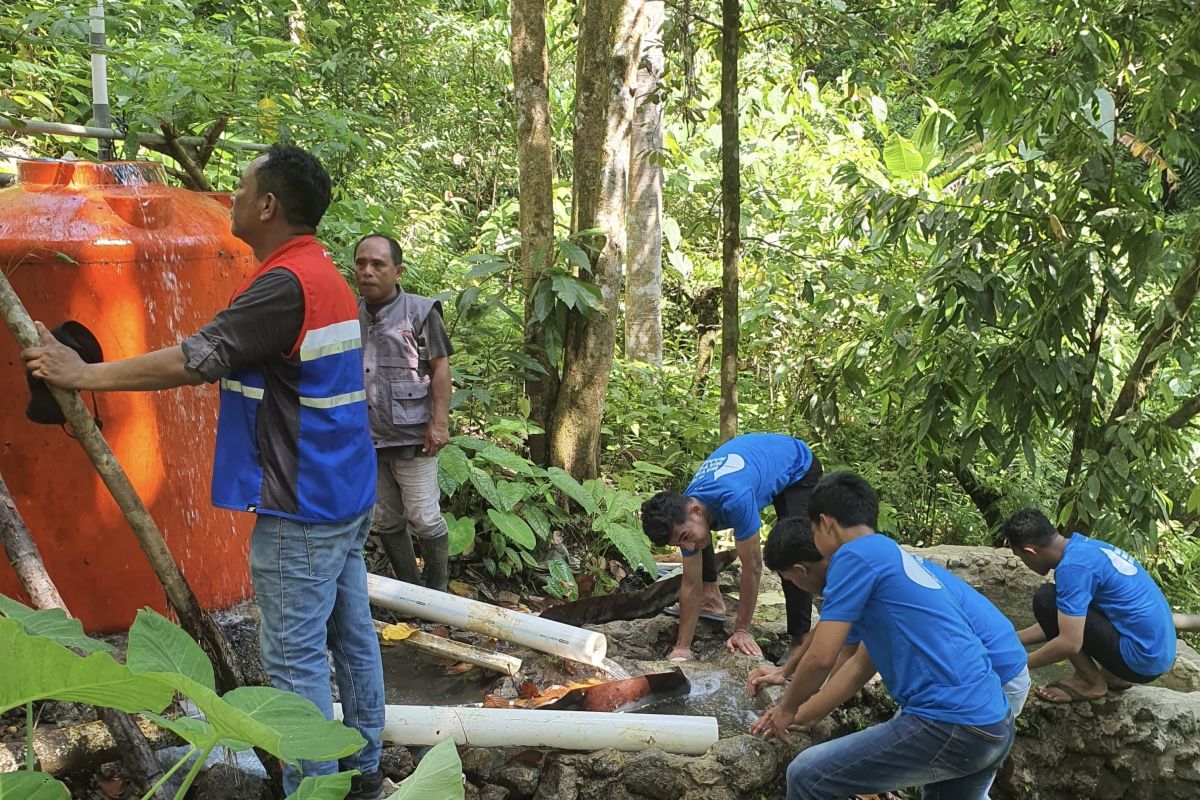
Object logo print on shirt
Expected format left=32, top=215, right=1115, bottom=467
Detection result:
left=713, top=453, right=746, bottom=480
left=1101, top=546, right=1138, bottom=576
left=900, top=549, right=943, bottom=589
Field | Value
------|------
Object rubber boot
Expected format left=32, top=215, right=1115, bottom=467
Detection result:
left=380, top=528, right=422, bottom=585
left=421, top=534, right=450, bottom=593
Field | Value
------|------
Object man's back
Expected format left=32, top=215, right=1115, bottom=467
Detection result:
left=820, top=534, right=1010, bottom=725
left=1056, top=534, right=1176, bottom=675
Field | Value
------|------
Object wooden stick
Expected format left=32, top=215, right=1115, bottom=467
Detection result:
left=0, top=268, right=245, bottom=693
left=0, top=715, right=180, bottom=774
left=1, top=470, right=169, bottom=797
left=0, top=471, right=65, bottom=611
left=374, top=620, right=522, bottom=676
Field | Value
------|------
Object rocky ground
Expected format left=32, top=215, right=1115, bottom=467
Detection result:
left=17, top=545, right=1200, bottom=799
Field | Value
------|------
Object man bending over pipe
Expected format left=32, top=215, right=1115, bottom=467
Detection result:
left=640, top=432, right=822, bottom=661
left=1004, top=508, right=1177, bottom=704
left=753, top=473, right=1013, bottom=800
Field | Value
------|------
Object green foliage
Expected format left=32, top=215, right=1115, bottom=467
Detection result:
left=0, top=772, right=68, bottom=800
left=0, top=594, right=114, bottom=654
left=389, top=738, right=465, bottom=800
left=438, top=435, right=656, bottom=586
left=0, top=597, right=370, bottom=800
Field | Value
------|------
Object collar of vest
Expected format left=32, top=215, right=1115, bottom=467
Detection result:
left=237, top=235, right=321, bottom=292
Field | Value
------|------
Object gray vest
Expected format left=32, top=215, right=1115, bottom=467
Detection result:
left=359, top=290, right=441, bottom=448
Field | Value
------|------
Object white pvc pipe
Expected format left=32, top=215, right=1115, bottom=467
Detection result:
left=335, top=704, right=719, bottom=756
left=367, top=573, right=607, bottom=666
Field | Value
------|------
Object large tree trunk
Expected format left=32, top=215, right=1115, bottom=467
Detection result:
left=718, top=0, right=740, bottom=443
left=549, top=0, right=645, bottom=479
left=511, top=0, right=559, bottom=466
left=624, top=0, right=665, bottom=365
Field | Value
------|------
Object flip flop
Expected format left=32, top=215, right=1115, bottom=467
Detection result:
left=1035, top=681, right=1101, bottom=704
left=662, top=604, right=726, bottom=623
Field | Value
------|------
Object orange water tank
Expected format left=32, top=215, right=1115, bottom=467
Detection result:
left=0, top=160, right=257, bottom=632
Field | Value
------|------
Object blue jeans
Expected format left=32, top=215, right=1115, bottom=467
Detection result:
left=250, top=511, right=385, bottom=794
left=787, top=712, right=1015, bottom=800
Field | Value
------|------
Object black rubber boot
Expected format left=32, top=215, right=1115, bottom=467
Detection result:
left=380, top=529, right=422, bottom=585
left=421, top=534, right=450, bottom=593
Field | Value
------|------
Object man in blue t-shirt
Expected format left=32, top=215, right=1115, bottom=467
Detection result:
left=754, top=473, right=1014, bottom=800
left=641, top=433, right=821, bottom=661
left=750, top=520, right=1031, bottom=719
left=1003, top=508, right=1177, bottom=703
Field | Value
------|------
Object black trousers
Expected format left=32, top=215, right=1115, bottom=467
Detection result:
left=701, top=455, right=823, bottom=640
left=1032, top=583, right=1159, bottom=683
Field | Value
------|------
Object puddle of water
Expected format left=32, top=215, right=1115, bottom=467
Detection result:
left=381, top=645, right=499, bottom=706
left=643, top=668, right=771, bottom=737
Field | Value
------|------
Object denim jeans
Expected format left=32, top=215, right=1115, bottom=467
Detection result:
left=250, top=511, right=386, bottom=794
left=787, top=711, right=1015, bottom=800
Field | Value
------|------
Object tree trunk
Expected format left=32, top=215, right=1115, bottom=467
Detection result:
left=624, top=0, right=665, bottom=365
left=718, top=0, right=740, bottom=443
left=510, top=0, right=559, bottom=466
left=549, top=0, right=645, bottom=479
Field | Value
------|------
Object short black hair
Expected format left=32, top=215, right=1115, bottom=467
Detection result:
left=764, top=517, right=822, bottom=573
left=1001, top=508, right=1058, bottom=548
left=355, top=233, right=403, bottom=266
left=807, top=471, right=879, bottom=529
left=255, top=144, right=332, bottom=231
left=641, top=491, right=689, bottom=546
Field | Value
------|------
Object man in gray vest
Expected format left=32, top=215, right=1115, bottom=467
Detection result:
left=354, top=233, right=454, bottom=591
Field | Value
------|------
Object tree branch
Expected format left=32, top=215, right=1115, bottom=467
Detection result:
left=949, top=463, right=1004, bottom=532
left=1164, top=392, right=1200, bottom=429
left=1101, top=239, right=1200, bottom=438
left=156, top=120, right=212, bottom=191
left=1064, top=292, right=1109, bottom=487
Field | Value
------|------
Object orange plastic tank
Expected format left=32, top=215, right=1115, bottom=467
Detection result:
left=0, top=160, right=256, bottom=632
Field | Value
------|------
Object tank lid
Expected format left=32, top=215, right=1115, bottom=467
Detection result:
left=18, top=160, right=168, bottom=188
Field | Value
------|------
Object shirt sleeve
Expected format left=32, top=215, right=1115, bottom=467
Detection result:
left=727, top=488, right=762, bottom=541
left=1053, top=563, right=1096, bottom=617
left=180, top=270, right=305, bottom=383
left=818, top=550, right=877, bottom=626
left=418, top=302, right=454, bottom=359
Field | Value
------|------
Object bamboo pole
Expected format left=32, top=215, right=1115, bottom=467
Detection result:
left=0, top=115, right=268, bottom=153
left=0, top=270, right=245, bottom=692
left=373, top=620, right=522, bottom=676
left=0, top=470, right=168, bottom=796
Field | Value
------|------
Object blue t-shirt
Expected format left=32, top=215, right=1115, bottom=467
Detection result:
left=680, top=433, right=813, bottom=556
left=819, top=534, right=1010, bottom=725
left=1054, top=533, right=1176, bottom=676
left=920, top=558, right=1026, bottom=684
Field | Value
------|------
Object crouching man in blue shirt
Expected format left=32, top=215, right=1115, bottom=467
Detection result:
left=754, top=473, right=1014, bottom=800
left=1003, top=508, right=1176, bottom=703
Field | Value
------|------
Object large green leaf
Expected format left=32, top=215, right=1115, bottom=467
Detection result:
left=475, top=444, right=535, bottom=475
left=546, top=468, right=597, bottom=514
left=0, top=772, right=69, bottom=800
left=0, top=595, right=114, bottom=654
left=127, top=609, right=215, bottom=691
left=595, top=522, right=656, bottom=574
left=126, top=612, right=364, bottom=762
left=444, top=513, right=477, bottom=557
left=437, top=444, right=472, bottom=496
left=468, top=469, right=503, bottom=509
left=486, top=510, right=535, bottom=550
left=882, top=134, right=927, bottom=180
left=0, top=619, right=173, bottom=714
left=388, top=738, right=464, bottom=800
left=289, top=771, right=357, bottom=800
left=493, top=479, right=528, bottom=512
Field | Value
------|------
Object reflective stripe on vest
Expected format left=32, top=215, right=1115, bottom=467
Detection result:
left=299, top=319, right=362, bottom=361
left=220, top=378, right=265, bottom=400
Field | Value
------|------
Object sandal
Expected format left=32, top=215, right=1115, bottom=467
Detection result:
left=1035, top=680, right=1102, bottom=704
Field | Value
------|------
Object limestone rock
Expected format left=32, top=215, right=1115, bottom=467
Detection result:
left=496, top=763, right=541, bottom=799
